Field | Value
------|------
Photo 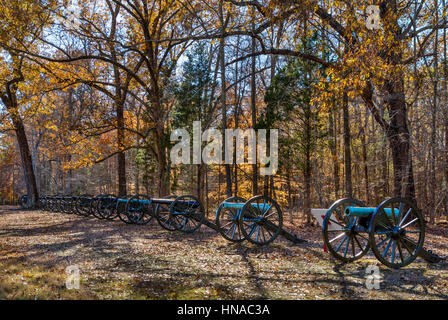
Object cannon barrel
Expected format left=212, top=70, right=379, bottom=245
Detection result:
left=345, top=206, right=399, bottom=218
left=221, top=202, right=271, bottom=210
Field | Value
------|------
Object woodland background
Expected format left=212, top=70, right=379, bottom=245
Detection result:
left=1, top=0, right=447, bottom=224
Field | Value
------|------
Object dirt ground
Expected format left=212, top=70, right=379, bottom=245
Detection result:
left=0, top=205, right=447, bottom=300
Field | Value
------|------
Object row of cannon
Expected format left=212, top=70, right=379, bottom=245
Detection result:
left=36, top=194, right=284, bottom=246
left=21, top=194, right=443, bottom=268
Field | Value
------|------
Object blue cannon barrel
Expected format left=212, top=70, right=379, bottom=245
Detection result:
left=345, top=206, right=399, bottom=218
left=221, top=202, right=271, bottom=211
left=116, top=198, right=198, bottom=205
left=117, top=198, right=151, bottom=204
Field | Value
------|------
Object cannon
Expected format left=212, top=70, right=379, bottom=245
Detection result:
left=96, top=194, right=119, bottom=220
left=39, top=195, right=59, bottom=212
left=35, top=193, right=304, bottom=245
left=37, top=193, right=204, bottom=232
left=19, top=195, right=28, bottom=207
left=215, top=195, right=285, bottom=246
left=101, top=194, right=205, bottom=232
left=321, top=197, right=443, bottom=269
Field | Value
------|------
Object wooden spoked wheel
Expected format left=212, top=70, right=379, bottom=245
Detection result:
left=75, top=195, right=93, bottom=217
left=322, top=198, right=371, bottom=263
left=92, top=195, right=106, bottom=219
left=117, top=195, right=134, bottom=223
left=169, top=195, right=204, bottom=233
left=239, top=196, right=283, bottom=246
left=98, top=195, right=117, bottom=220
left=369, top=197, right=425, bottom=269
left=215, top=196, right=247, bottom=242
left=125, top=195, right=153, bottom=225
left=155, top=195, right=177, bottom=231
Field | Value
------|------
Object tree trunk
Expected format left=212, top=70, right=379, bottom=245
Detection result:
left=387, top=116, right=415, bottom=199
left=342, top=91, right=353, bottom=198
left=263, top=130, right=271, bottom=197
left=116, top=101, right=127, bottom=196
left=361, top=127, right=369, bottom=203
left=1, top=92, right=39, bottom=207
left=304, top=103, right=312, bottom=224
left=150, top=81, right=169, bottom=196
left=304, top=160, right=312, bottom=224
left=429, top=0, right=439, bottom=223
left=443, top=0, right=448, bottom=218
left=205, top=165, right=209, bottom=216
left=108, top=2, right=128, bottom=197
left=219, top=24, right=232, bottom=197
left=233, top=49, right=240, bottom=197
left=197, top=164, right=201, bottom=199
left=287, top=167, right=293, bottom=223
left=382, top=75, right=416, bottom=200
left=381, top=0, right=415, bottom=200
left=197, top=163, right=206, bottom=205
left=328, top=103, right=340, bottom=198
left=250, top=20, right=258, bottom=195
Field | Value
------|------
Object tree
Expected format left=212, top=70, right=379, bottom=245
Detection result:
left=224, top=0, right=448, bottom=201
left=264, top=34, right=325, bottom=223
left=174, top=41, right=214, bottom=202
left=0, top=0, right=55, bottom=207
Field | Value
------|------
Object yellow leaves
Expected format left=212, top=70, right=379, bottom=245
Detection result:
left=46, top=124, right=59, bottom=132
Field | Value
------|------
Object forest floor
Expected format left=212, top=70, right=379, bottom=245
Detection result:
left=0, top=205, right=447, bottom=300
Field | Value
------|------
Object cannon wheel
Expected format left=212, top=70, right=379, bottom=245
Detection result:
left=69, top=196, right=79, bottom=214
left=127, top=195, right=154, bottom=225
left=62, top=195, right=73, bottom=214
left=239, top=195, right=283, bottom=246
left=59, top=196, right=66, bottom=213
left=102, top=195, right=118, bottom=220
left=91, top=195, right=106, bottom=219
left=131, top=195, right=154, bottom=225
left=97, top=194, right=117, bottom=219
left=46, top=196, right=55, bottom=212
left=91, top=195, right=105, bottom=219
left=42, top=196, right=51, bottom=211
left=117, top=195, right=134, bottom=223
left=57, top=195, right=65, bottom=213
left=169, top=195, right=204, bottom=233
left=322, top=198, right=371, bottom=263
left=38, top=196, right=46, bottom=211
left=53, top=195, right=62, bottom=213
left=75, top=195, right=92, bottom=216
left=216, top=196, right=247, bottom=242
left=45, top=196, right=55, bottom=212
left=155, top=195, right=177, bottom=231
left=67, top=196, right=77, bottom=214
left=369, top=197, right=425, bottom=269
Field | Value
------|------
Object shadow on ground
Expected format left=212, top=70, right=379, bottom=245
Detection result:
left=0, top=206, right=447, bottom=299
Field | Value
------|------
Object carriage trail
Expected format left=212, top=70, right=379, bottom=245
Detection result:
left=1, top=206, right=447, bottom=300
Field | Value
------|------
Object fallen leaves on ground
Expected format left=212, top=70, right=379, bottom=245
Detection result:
left=0, top=206, right=447, bottom=300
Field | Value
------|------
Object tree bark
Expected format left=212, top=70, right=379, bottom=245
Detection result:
left=107, top=2, right=128, bottom=196
left=286, top=166, right=293, bottom=223
left=219, top=3, right=232, bottom=197
left=304, top=102, right=312, bottom=224
left=429, top=0, right=438, bottom=223
left=358, top=1, right=416, bottom=201
left=250, top=21, right=258, bottom=195
left=116, top=101, right=127, bottom=196
left=443, top=0, right=448, bottom=218
left=342, top=91, right=353, bottom=198
left=386, top=99, right=415, bottom=199
left=361, top=127, right=369, bottom=204
left=1, top=91, right=39, bottom=207
left=328, top=102, right=340, bottom=198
